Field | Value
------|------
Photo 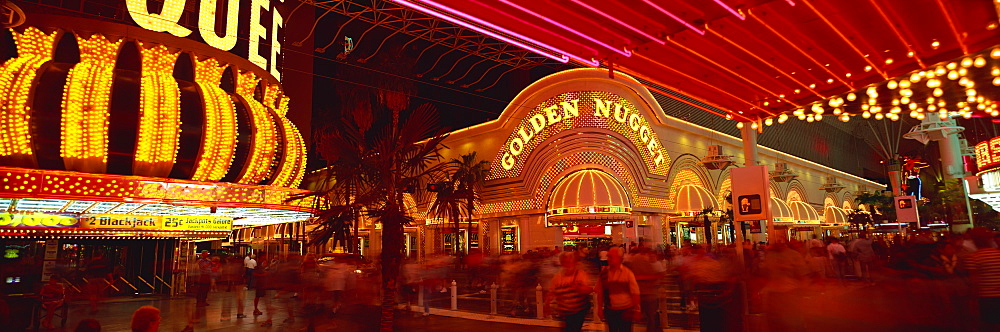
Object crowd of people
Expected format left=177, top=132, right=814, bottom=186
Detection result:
left=23, top=226, right=1000, bottom=331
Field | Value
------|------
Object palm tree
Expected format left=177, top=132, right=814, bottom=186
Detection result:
left=451, top=152, right=490, bottom=253
left=304, top=103, right=448, bottom=331
left=427, top=178, right=464, bottom=253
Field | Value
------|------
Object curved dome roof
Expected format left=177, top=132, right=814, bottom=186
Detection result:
left=770, top=197, right=794, bottom=223
left=674, top=185, right=716, bottom=213
left=547, top=169, right=631, bottom=224
left=790, top=200, right=820, bottom=223
left=823, top=206, right=849, bottom=224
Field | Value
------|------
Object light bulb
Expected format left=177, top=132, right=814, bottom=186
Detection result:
left=933, top=88, right=943, bottom=97
left=909, top=110, right=919, bottom=118
left=887, top=80, right=898, bottom=89
left=751, top=122, right=759, bottom=130
left=765, top=118, right=773, bottom=126
left=736, top=122, right=744, bottom=129
left=875, top=113, right=884, bottom=120
left=948, top=71, right=959, bottom=80
left=840, top=114, right=850, bottom=122
left=847, top=93, right=857, bottom=101
left=862, top=111, right=871, bottom=119
left=899, top=80, right=911, bottom=89
left=975, top=57, right=987, bottom=68
left=815, top=114, right=823, bottom=121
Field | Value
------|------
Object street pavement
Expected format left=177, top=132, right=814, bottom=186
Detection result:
left=24, top=290, right=570, bottom=332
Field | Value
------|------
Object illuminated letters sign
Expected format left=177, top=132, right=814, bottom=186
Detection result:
left=975, top=136, right=1000, bottom=174
left=79, top=214, right=160, bottom=230
left=0, top=213, right=78, bottom=228
left=162, top=215, right=234, bottom=231
left=126, top=0, right=285, bottom=81
left=494, top=91, right=670, bottom=176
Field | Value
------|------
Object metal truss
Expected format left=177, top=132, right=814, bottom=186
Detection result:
left=299, top=0, right=559, bottom=91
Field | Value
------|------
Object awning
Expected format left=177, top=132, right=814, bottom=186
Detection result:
left=823, top=206, right=849, bottom=224
left=770, top=197, right=794, bottom=223
left=674, top=185, right=716, bottom=214
left=789, top=200, right=820, bottom=224
left=547, top=169, right=631, bottom=225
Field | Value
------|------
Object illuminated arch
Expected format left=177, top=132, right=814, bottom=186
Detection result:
left=769, top=180, right=783, bottom=198
left=823, top=192, right=839, bottom=207
left=786, top=179, right=808, bottom=203
left=842, top=191, right=857, bottom=210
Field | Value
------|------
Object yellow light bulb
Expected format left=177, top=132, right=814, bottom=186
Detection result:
left=847, top=93, right=857, bottom=101
left=961, top=57, right=973, bottom=68
left=887, top=80, right=898, bottom=89
left=933, top=88, right=944, bottom=97
left=874, top=113, right=884, bottom=120
left=840, top=114, right=850, bottom=122
left=764, top=118, right=773, bottom=126
left=862, top=111, right=871, bottom=119
left=736, top=122, right=744, bottom=129
left=975, top=57, right=987, bottom=68
left=899, top=80, right=911, bottom=89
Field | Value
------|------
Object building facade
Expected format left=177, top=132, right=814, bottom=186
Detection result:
left=412, top=68, right=884, bottom=256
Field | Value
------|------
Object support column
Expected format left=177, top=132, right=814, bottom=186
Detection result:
left=737, top=122, right=758, bottom=265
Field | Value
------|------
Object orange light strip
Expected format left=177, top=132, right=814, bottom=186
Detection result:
left=932, top=0, right=968, bottom=54
left=865, top=0, right=925, bottom=68
left=0, top=27, right=57, bottom=162
left=60, top=33, right=122, bottom=174
left=268, top=86, right=306, bottom=188
left=666, top=36, right=799, bottom=109
left=798, top=0, right=888, bottom=79
left=0, top=166, right=315, bottom=211
left=747, top=9, right=854, bottom=89
left=134, top=43, right=182, bottom=177
left=191, top=58, right=238, bottom=182
left=622, top=57, right=763, bottom=118
left=706, top=25, right=824, bottom=98
left=235, top=71, right=278, bottom=185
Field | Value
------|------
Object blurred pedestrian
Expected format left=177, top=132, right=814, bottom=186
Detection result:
left=39, top=276, right=65, bottom=329
left=130, top=306, right=160, bottom=332
left=195, top=251, right=212, bottom=306
left=850, top=234, right=876, bottom=283
left=964, top=227, right=1000, bottom=331
left=827, top=238, right=848, bottom=279
left=548, top=252, right=593, bottom=332
left=627, top=248, right=665, bottom=332
left=596, top=247, right=640, bottom=332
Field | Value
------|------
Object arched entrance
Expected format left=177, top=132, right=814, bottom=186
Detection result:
left=547, top=169, right=632, bottom=248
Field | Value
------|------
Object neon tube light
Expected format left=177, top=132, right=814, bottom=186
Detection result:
left=569, top=0, right=664, bottom=45
left=498, top=0, right=631, bottom=57
left=393, top=0, right=600, bottom=67
left=713, top=0, right=746, bottom=20
left=640, top=0, right=705, bottom=35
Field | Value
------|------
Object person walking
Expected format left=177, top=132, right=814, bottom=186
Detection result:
left=827, top=238, right=848, bottom=279
left=547, top=252, right=593, bottom=332
left=195, top=251, right=212, bottom=307
left=596, top=247, right=641, bottom=332
left=964, top=227, right=1000, bottom=331
left=39, top=276, right=65, bottom=329
left=130, top=306, right=161, bottom=332
left=850, top=234, right=876, bottom=283
left=244, top=253, right=257, bottom=289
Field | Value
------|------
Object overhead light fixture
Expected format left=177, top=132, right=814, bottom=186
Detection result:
left=393, top=0, right=600, bottom=66
left=641, top=0, right=706, bottom=35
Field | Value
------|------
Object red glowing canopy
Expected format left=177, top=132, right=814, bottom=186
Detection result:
left=394, top=0, right=1000, bottom=121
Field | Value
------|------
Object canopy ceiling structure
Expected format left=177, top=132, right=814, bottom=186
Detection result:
left=387, top=0, right=1000, bottom=123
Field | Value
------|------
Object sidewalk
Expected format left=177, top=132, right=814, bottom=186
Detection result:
left=27, top=291, right=697, bottom=331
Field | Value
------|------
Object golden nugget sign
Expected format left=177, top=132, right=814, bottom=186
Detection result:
left=497, top=91, right=669, bottom=174
left=126, top=0, right=285, bottom=80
